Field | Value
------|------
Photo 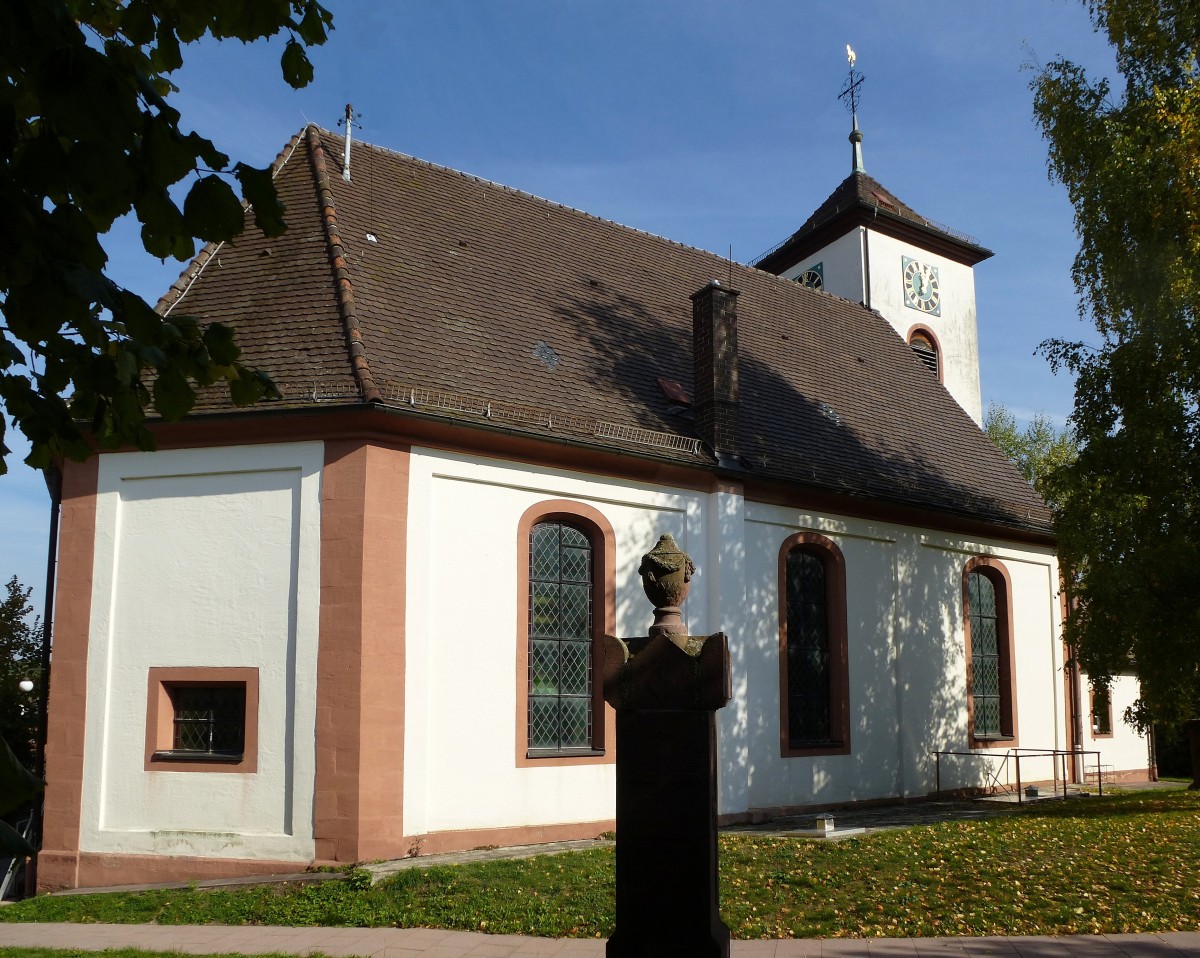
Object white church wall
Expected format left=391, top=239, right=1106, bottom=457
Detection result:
left=79, top=443, right=324, bottom=862
left=406, top=451, right=1071, bottom=829
left=729, top=506, right=903, bottom=813
left=1080, top=672, right=1150, bottom=777
left=865, top=230, right=983, bottom=425
left=907, top=534, right=1064, bottom=794
left=777, top=230, right=865, bottom=304
left=403, top=447, right=707, bottom=838
left=730, top=506, right=1065, bottom=810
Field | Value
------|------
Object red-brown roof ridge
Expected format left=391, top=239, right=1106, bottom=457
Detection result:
left=305, top=126, right=381, bottom=403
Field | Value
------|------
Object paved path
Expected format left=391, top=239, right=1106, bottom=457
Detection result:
left=3, top=923, right=1200, bottom=957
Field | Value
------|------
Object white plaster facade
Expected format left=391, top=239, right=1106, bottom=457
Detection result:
left=68, top=439, right=1149, bottom=862
left=401, top=446, right=1138, bottom=835
left=1079, top=672, right=1152, bottom=779
left=78, top=443, right=324, bottom=862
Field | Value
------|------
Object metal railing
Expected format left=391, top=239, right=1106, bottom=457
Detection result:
left=932, top=748, right=1103, bottom=803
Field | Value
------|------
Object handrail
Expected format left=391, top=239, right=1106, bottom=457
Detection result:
left=931, top=748, right=1104, bottom=803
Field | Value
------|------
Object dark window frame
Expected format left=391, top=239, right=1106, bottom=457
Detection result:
left=1090, top=684, right=1114, bottom=738
left=778, top=531, right=851, bottom=757
left=963, top=557, right=1018, bottom=748
left=527, top=520, right=596, bottom=755
left=167, top=684, right=247, bottom=760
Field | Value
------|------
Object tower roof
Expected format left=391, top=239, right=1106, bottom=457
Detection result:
left=753, top=170, right=993, bottom=275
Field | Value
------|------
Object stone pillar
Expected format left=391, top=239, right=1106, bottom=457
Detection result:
left=602, top=535, right=732, bottom=958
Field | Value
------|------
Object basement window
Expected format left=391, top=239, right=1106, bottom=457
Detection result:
left=145, top=667, right=259, bottom=773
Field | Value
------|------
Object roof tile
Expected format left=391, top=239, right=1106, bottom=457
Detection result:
left=165, top=127, right=1050, bottom=534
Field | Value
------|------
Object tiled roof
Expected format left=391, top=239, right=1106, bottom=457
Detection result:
left=753, top=171, right=993, bottom=273
left=162, top=127, right=1050, bottom=535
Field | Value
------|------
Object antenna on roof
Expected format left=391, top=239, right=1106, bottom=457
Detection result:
left=340, top=103, right=363, bottom=182
left=837, top=45, right=866, bottom=174
left=728, top=245, right=733, bottom=287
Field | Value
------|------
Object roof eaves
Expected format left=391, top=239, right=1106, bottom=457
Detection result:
left=306, top=126, right=382, bottom=404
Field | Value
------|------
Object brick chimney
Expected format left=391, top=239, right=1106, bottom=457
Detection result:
left=690, top=280, right=741, bottom=467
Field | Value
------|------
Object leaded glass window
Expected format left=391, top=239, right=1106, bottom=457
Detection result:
left=786, top=548, right=831, bottom=745
left=170, top=686, right=246, bottom=756
left=968, top=571, right=1001, bottom=738
left=529, top=521, right=593, bottom=751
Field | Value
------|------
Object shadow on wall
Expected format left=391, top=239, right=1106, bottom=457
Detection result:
left=550, top=283, right=1026, bottom=810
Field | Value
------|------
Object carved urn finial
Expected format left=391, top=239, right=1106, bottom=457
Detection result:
left=638, top=534, right=696, bottom=638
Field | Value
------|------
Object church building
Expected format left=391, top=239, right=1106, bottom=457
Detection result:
left=37, top=114, right=1150, bottom=891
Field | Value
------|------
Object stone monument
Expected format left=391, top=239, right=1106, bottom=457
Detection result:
left=601, top=534, right=732, bottom=958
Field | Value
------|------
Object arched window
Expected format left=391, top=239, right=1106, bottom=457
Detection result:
left=778, top=532, right=850, bottom=757
left=907, top=327, right=941, bottom=381
left=964, top=557, right=1017, bottom=746
left=528, top=521, right=593, bottom=750
left=515, top=501, right=615, bottom=765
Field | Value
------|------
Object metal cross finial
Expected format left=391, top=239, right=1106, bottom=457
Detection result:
left=838, top=45, right=864, bottom=118
left=837, top=46, right=866, bottom=173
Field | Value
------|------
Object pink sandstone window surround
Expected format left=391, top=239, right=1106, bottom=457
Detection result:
left=515, top=500, right=616, bottom=767
left=144, top=667, right=259, bottom=773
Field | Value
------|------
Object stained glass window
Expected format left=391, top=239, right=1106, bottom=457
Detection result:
left=170, top=686, right=246, bottom=756
left=968, top=571, right=1002, bottom=739
left=786, top=548, right=831, bottom=745
left=529, top=521, right=593, bottom=751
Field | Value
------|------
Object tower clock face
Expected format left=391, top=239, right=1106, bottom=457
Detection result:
left=902, top=256, right=941, bottom=316
left=794, top=262, right=823, bottom=290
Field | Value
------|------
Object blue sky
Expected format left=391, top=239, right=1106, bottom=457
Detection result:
left=1, top=0, right=1118, bottom=619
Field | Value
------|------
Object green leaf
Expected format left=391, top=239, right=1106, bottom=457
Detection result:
left=280, top=38, right=315, bottom=88
left=203, top=323, right=241, bottom=367
left=0, top=736, right=43, bottom=818
left=182, top=175, right=245, bottom=243
left=0, top=817, right=35, bottom=858
left=236, top=163, right=287, bottom=237
left=152, top=366, right=196, bottom=420
left=296, top=1, right=334, bottom=45
left=229, top=368, right=279, bottom=406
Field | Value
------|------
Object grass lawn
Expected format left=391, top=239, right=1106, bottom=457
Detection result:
left=2, top=789, right=1197, bottom=940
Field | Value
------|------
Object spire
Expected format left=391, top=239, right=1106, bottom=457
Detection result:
left=838, top=45, right=866, bottom=173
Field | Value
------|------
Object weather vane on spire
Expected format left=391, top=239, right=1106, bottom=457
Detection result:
left=837, top=45, right=866, bottom=173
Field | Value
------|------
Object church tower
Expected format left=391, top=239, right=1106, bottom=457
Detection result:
left=753, top=49, right=991, bottom=425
